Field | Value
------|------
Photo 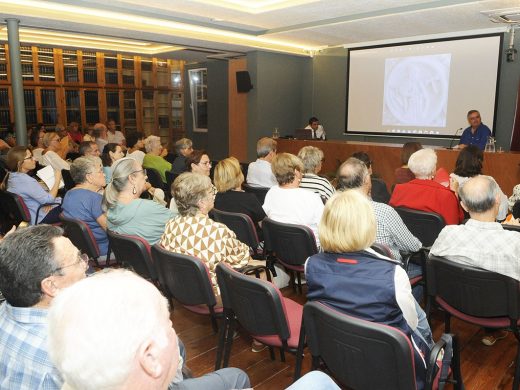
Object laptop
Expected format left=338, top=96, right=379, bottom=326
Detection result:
left=294, top=128, right=313, bottom=140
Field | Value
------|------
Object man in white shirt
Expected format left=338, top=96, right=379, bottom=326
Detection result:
left=304, top=117, right=326, bottom=140
left=106, top=119, right=126, bottom=146
left=246, top=137, right=278, bottom=188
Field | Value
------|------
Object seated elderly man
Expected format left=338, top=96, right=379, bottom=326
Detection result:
left=246, top=137, right=277, bottom=188
left=172, top=138, right=194, bottom=175
left=389, top=148, right=463, bottom=225
left=48, top=269, right=250, bottom=390
left=430, top=175, right=520, bottom=346
left=78, top=140, right=100, bottom=157
left=0, top=225, right=87, bottom=389
left=297, top=146, right=335, bottom=201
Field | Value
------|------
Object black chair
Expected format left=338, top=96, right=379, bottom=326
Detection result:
left=61, top=169, right=75, bottom=191
left=165, top=171, right=178, bottom=194
left=0, top=189, right=60, bottom=228
left=427, top=255, right=520, bottom=389
left=243, top=183, right=269, bottom=204
left=296, top=301, right=463, bottom=390
left=215, top=262, right=303, bottom=370
left=151, top=244, right=223, bottom=333
left=60, top=214, right=110, bottom=267
left=262, top=218, right=318, bottom=294
left=212, top=208, right=263, bottom=259
left=145, top=167, right=166, bottom=191
left=107, top=230, right=158, bottom=282
left=503, top=223, right=520, bottom=233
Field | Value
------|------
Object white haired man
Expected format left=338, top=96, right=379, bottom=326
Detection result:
left=0, top=225, right=87, bottom=389
left=48, top=269, right=250, bottom=390
left=430, top=175, right=520, bottom=346
left=246, top=137, right=277, bottom=188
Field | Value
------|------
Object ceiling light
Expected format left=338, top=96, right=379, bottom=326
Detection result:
left=192, top=0, right=318, bottom=14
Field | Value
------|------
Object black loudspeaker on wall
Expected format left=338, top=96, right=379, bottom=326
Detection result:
left=236, top=71, right=253, bottom=93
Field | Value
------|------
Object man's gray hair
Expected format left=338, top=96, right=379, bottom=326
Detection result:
left=256, top=137, right=277, bottom=158
left=337, top=157, right=369, bottom=190
left=175, top=138, right=192, bottom=154
left=48, top=270, right=173, bottom=390
left=298, top=146, right=324, bottom=174
left=70, top=156, right=102, bottom=184
left=408, top=149, right=437, bottom=179
left=459, top=175, right=499, bottom=214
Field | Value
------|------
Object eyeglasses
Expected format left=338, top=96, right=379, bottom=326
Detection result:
left=130, top=168, right=147, bottom=177
left=23, top=155, right=34, bottom=161
left=55, top=253, right=89, bottom=273
left=211, top=185, right=217, bottom=197
left=199, top=161, right=211, bottom=167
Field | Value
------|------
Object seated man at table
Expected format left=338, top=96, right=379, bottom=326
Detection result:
left=458, top=109, right=491, bottom=150
left=48, top=270, right=251, bottom=390
left=430, top=175, right=520, bottom=345
left=246, top=137, right=277, bottom=188
left=304, top=116, right=326, bottom=140
left=0, top=225, right=87, bottom=389
left=389, top=148, right=464, bottom=225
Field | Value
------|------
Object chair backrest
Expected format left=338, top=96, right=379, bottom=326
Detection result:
left=145, top=167, right=164, bottom=190
left=262, top=218, right=318, bottom=266
left=60, top=214, right=100, bottom=259
left=107, top=230, right=157, bottom=281
left=0, top=190, right=31, bottom=227
left=394, top=207, right=445, bottom=247
left=303, top=301, right=417, bottom=390
left=427, top=255, right=520, bottom=319
left=61, top=169, right=75, bottom=191
left=165, top=171, right=178, bottom=194
left=242, top=183, right=269, bottom=204
left=370, top=243, right=394, bottom=259
left=211, top=209, right=259, bottom=250
left=216, top=262, right=291, bottom=340
left=151, top=244, right=217, bottom=307
left=503, top=223, right=520, bottom=233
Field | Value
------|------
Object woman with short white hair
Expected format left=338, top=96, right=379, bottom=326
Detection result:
left=142, top=135, right=172, bottom=184
left=297, top=146, right=334, bottom=201
left=390, top=148, right=463, bottom=224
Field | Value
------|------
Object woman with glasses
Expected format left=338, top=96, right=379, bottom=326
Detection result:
left=161, top=172, right=251, bottom=295
left=62, top=156, right=110, bottom=258
left=0, top=146, right=62, bottom=224
left=186, top=149, right=211, bottom=176
left=103, top=158, right=176, bottom=244
left=41, top=131, right=71, bottom=171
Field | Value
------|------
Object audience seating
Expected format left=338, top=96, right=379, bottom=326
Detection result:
left=262, top=218, right=318, bottom=294
left=151, top=244, right=223, bottom=333
left=242, top=183, right=269, bottom=204
left=211, top=208, right=263, bottom=259
left=59, top=214, right=110, bottom=267
left=503, top=224, right=520, bottom=233
left=0, top=189, right=60, bottom=228
left=107, top=230, right=158, bottom=283
left=427, top=255, right=520, bottom=389
left=145, top=167, right=165, bottom=191
left=165, top=171, right=178, bottom=194
left=215, top=262, right=303, bottom=370
left=61, top=169, right=75, bottom=192
left=370, top=242, right=394, bottom=258
left=296, top=301, right=463, bottom=390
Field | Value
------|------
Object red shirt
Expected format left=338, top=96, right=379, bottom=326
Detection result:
left=389, top=179, right=463, bottom=225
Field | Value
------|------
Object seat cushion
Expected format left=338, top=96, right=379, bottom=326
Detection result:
left=183, top=304, right=224, bottom=315
left=436, top=297, right=513, bottom=328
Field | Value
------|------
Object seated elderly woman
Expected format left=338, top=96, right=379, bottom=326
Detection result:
left=389, top=148, right=463, bottom=225
left=263, top=153, right=324, bottom=247
left=161, top=172, right=251, bottom=295
left=1, top=146, right=62, bottom=224
left=103, top=157, right=176, bottom=244
left=450, top=145, right=508, bottom=221
left=186, top=149, right=212, bottom=176
left=214, top=157, right=265, bottom=231
left=41, top=131, right=70, bottom=171
left=142, top=135, right=172, bottom=184
left=62, top=156, right=109, bottom=257
left=101, top=143, right=124, bottom=184
left=306, top=190, right=433, bottom=388
left=297, top=146, right=335, bottom=201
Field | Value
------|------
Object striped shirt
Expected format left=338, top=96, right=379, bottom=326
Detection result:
left=0, top=303, right=63, bottom=389
left=299, top=173, right=335, bottom=201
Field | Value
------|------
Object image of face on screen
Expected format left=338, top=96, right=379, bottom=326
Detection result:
left=382, top=54, right=451, bottom=128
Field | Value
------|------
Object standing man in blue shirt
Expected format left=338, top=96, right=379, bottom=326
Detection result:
left=458, top=110, right=491, bottom=150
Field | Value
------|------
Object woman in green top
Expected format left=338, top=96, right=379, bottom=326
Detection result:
left=142, top=135, right=171, bottom=183
left=103, top=157, right=176, bottom=244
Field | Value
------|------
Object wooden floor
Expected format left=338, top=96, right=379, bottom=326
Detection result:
left=171, top=286, right=519, bottom=390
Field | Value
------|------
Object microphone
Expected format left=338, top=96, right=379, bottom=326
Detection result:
left=447, top=128, right=463, bottom=150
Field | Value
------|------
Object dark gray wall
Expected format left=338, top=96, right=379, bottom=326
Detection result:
left=311, top=33, right=520, bottom=150
left=184, top=60, right=229, bottom=160
left=246, top=51, right=312, bottom=160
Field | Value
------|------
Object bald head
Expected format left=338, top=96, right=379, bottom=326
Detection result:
left=337, top=157, right=370, bottom=194
left=459, top=175, right=499, bottom=216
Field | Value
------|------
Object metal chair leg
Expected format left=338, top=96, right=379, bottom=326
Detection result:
left=222, top=316, right=236, bottom=368
left=214, top=312, right=229, bottom=370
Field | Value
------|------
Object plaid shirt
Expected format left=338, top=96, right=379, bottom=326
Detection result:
left=0, top=303, right=62, bottom=390
left=430, top=219, right=520, bottom=281
left=372, top=201, right=422, bottom=261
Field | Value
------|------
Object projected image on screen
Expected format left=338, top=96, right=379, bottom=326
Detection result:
left=383, top=54, right=451, bottom=127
